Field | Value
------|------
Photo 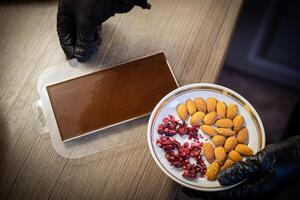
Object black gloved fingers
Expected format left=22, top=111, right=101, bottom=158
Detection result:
left=181, top=136, right=300, bottom=199
left=218, top=135, right=300, bottom=186
left=218, top=150, right=275, bottom=186
left=74, top=20, right=98, bottom=62
left=217, top=161, right=250, bottom=186
left=264, top=135, right=300, bottom=163
left=134, top=0, right=151, bottom=9
left=113, top=0, right=134, bottom=13
left=57, top=5, right=76, bottom=59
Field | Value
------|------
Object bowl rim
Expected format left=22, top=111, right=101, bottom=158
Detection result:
left=147, top=83, right=265, bottom=191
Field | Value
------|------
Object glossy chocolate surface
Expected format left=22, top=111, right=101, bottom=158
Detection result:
left=47, top=53, right=178, bottom=142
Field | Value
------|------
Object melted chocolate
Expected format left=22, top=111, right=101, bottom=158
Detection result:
left=47, top=53, right=178, bottom=142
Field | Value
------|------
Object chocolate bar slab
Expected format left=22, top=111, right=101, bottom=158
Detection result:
left=47, top=53, right=178, bottom=142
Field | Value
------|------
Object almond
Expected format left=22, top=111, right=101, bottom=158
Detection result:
left=200, top=125, right=217, bottom=137
left=207, top=97, right=217, bottom=112
left=237, top=128, right=249, bottom=144
left=177, top=103, right=188, bottom=121
left=215, top=128, right=235, bottom=137
left=221, top=159, right=234, bottom=171
left=190, top=111, right=205, bottom=126
left=235, top=144, right=253, bottom=156
left=203, top=143, right=215, bottom=163
left=214, top=146, right=226, bottom=165
left=186, top=99, right=197, bottom=115
left=228, top=150, right=243, bottom=162
left=205, top=162, right=220, bottom=181
left=233, top=115, right=244, bottom=132
left=224, top=136, right=238, bottom=152
left=194, top=97, right=207, bottom=113
left=215, top=119, right=233, bottom=128
left=226, top=104, right=238, bottom=119
left=203, top=112, right=218, bottom=125
left=212, top=135, right=226, bottom=146
left=216, top=101, right=226, bottom=118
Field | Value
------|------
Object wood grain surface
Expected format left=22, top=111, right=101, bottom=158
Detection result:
left=0, top=0, right=242, bottom=199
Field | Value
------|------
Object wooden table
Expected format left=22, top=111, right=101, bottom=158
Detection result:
left=0, top=0, right=242, bottom=199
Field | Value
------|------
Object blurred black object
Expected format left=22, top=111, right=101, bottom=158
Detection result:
left=57, top=0, right=151, bottom=62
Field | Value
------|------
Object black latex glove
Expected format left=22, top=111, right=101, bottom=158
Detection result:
left=57, top=0, right=151, bottom=62
left=182, top=135, right=300, bottom=200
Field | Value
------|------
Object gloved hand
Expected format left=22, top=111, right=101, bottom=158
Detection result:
left=57, top=0, right=151, bottom=62
left=182, top=135, right=300, bottom=200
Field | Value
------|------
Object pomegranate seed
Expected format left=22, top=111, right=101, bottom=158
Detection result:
left=157, top=136, right=181, bottom=152
left=156, top=115, right=207, bottom=179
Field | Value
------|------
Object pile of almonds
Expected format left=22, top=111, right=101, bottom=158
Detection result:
left=176, top=97, right=253, bottom=181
